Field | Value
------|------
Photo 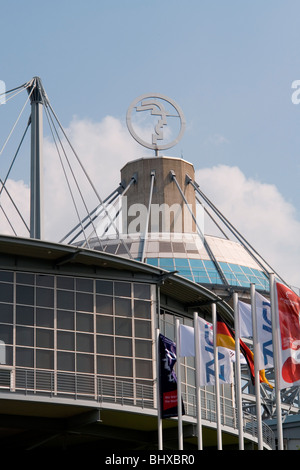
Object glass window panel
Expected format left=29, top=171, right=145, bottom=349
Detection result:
left=115, top=318, right=132, bottom=337
left=36, top=329, right=54, bottom=349
left=229, top=264, right=243, bottom=273
left=0, top=271, right=13, bottom=282
left=0, top=303, right=13, bottom=324
left=36, top=308, right=54, bottom=328
left=76, top=292, right=93, bottom=312
left=16, top=285, right=34, bottom=305
left=57, top=331, right=75, bottom=351
left=189, top=259, right=204, bottom=268
left=96, top=335, right=114, bottom=355
left=76, top=278, right=93, bottom=292
left=134, top=320, right=151, bottom=339
left=16, top=306, right=34, bottom=326
left=16, top=326, right=34, bottom=347
left=146, top=258, right=158, bottom=267
left=57, top=289, right=74, bottom=310
left=16, top=272, right=34, bottom=285
left=2, top=345, right=12, bottom=365
left=36, top=349, right=54, bottom=369
left=172, top=242, right=185, bottom=253
left=159, top=258, right=174, bottom=268
left=115, top=337, right=132, bottom=357
left=164, top=322, right=174, bottom=341
left=174, top=258, right=189, bottom=267
left=159, top=242, right=172, bottom=252
left=134, top=283, right=151, bottom=300
left=187, top=367, right=196, bottom=387
left=240, top=265, right=252, bottom=274
left=96, top=315, right=113, bottom=334
left=96, top=295, right=113, bottom=314
left=36, top=274, right=54, bottom=287
left=114, top=281, right=131, bottom=298
left=205, top=260, right=219, bottom=272
left=77, top=353, right=94, bottom=373
left=57, top=310, right=74, bottom=330
left=115, top=297, right=131, bottom=317
left=36, top=287, right=54, bottom=308
left=76, top=333, right=94, bottom=353
left=76, top=312, right=93, bottom=332
left=96, top=280, right=113, bottom=295
left=57, top=351, right=75, bottom=372
left=177, top=268, right=192, bottom=278
left=135, top=339, right=152, bottom=358
left=97, top=355, right=114, bottom=375
left=16, top=347, right=33, bottom=367
left=0, top=282, right=13, bottom=303
left=134, top=300, right=151, bottom=319
left=116, top=357, right=133, bottom=377
left=57, top=276, right=74, bottom=290
left=136, top=359, right=152, bottom=379
left=0, top=324, right=13, bottom=345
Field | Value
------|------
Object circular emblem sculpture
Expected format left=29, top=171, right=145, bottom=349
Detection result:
left=126, top=93, right=185, bottom=152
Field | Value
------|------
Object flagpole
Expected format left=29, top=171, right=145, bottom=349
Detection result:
left=175, top=319, right=183, bottom=450
left=250, top=283, right=263, bottom=450
left=156, top=328, right=163, bottom=450
left=194, top=311, right=203, bottom=450
left=233, top=292, right=244, bottom=450
left=269, top=273, right=284, bottom=450
left=212, top=303, right=222, bottom=450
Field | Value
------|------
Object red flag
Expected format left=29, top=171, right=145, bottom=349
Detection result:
left=276, top=282, right=300, bottom=388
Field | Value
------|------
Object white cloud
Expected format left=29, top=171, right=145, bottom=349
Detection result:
left=43, top=115, right=148, bottom=241
left=0, top=179, right=29, bottom=237
left=195, top=165, right=300, bottom=288
left=0, top=115, right=299, bottom=290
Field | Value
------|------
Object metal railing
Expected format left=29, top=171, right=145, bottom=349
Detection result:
left=0, top=367, right=275, bottom=449
left=182, top=390, right=275, bottom=449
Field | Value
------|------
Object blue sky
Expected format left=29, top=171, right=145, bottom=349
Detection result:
left=1, top=0, right=300, bottom=286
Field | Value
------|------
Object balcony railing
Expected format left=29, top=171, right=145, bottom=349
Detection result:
left=0, top=367, right=275, bottom=449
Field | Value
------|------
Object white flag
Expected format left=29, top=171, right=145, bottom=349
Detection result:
left=238, top=300, right=252, bottom=338
left=179, top=324, right=195, bottom=357
left=179, top=320, right=233, bottom=386
left=256, top=292, right=273, bottom=370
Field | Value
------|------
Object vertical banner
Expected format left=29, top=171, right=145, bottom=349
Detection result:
left=255, top=292, right=273, bottom=370
left=179, top=320, right=232, bottom=386
left=158, top=333, right=184, bottom=418
left=198, top=317, right=233, bottom=386
left=275, top=282, right=300, bottom=389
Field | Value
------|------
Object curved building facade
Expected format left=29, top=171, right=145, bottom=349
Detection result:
left=0, top=235, right=275, bottom=450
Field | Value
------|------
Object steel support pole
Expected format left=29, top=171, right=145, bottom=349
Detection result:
left=29, top=77, right=44, bottom=239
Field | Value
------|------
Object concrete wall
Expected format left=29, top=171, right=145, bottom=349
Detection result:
left=120, top=156, right=196, bottom=234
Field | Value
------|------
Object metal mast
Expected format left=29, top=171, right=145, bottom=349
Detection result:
left=28, top=77, right=44, bottom=239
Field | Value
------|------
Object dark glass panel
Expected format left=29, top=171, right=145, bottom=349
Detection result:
left=96, top=295, right=113, bottom=315
left=57, top=310, right=74, bottom=330
left=96, top=280, right=113, bottom=295
left=134, top=299, right=151, bottom=319
left=36, top=329, right=54, bottom=349
left=76, top=333, right=94, bottom=353
left=96, top=335, right=114, bottom=355
left=115, top=297, right=131, bottom=317
left=115, top=337, right=132, bottom=357
left=57, top=331, right=75, bottom=351
left=96, top=315, right=113, bottom=334
left=114, top=281, right=131, bottom=298
left=16, top=326, right=34, bottom=347
left=36, top=287, right=54, bottom=308
left=76, top=292, right=93, bottom=312
left=115, top=318, right=132, bottom=337
left=76, top=312, right=93, bottom=332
